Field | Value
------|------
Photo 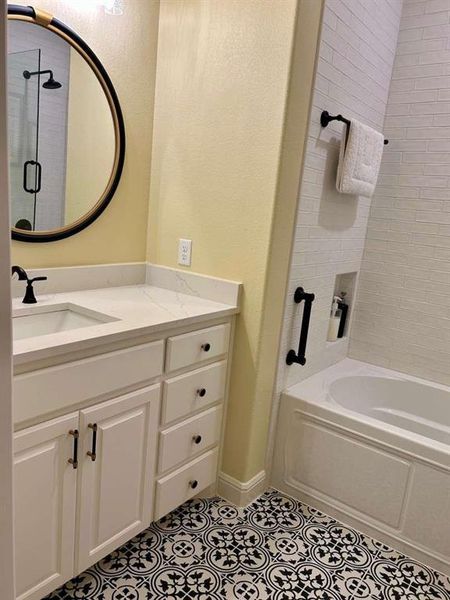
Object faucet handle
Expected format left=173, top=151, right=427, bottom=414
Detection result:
left=23, top=276, right=47, bottom=304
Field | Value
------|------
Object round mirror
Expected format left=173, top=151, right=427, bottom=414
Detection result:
left=7, top=5, right=125, bottom=242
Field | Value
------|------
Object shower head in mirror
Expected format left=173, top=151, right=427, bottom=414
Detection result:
left=42, top=76, right=62, bottom=90
left=23, top=69, right=62, bottom=90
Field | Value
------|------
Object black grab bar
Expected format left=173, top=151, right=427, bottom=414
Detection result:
left=286, top=287, right=315, bottom=366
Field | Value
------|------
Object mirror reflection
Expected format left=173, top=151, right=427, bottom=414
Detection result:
left=8, top=20, right=116, bottom=233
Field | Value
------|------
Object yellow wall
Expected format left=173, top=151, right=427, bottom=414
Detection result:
left=249, top=0, right=324, bottom=475
left=9, top=0, right=323, bottom=484
left=147, top=0, right=323, bottom=481
left=11, top=0, right=159, bottom=267
left=65, top=49, right=115, bottom=225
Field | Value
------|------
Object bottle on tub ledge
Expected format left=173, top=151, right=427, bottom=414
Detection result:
left=327, top=296, right=342, bottom=342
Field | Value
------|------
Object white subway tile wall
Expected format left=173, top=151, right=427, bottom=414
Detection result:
left=350, top=0, right=450, bottom=386
left=275, top=0, right=402, bottom=395
left=8, top=22, right=70, bottom=231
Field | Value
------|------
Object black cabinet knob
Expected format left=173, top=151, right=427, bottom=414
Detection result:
left=192, top=435, right=202, bottom=444
left=197, top=388, right=207, bottom=397
left=201, top=343, right=211, bottom=352
left=189, top=479, right=198, bottom=489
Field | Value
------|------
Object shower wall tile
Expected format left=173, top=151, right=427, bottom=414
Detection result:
left=350, top=0, right=450, bottom=386
left=274, top=0, right=402, bottom=400
left=9, top=22, right=70, bottom=231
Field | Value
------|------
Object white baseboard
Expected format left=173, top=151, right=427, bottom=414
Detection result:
left=218, top=470, right=268, bottom=507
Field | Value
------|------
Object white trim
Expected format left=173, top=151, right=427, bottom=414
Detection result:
left=218, top=470, right=268, bottom=507
left=0, top=1, right=15, bottom=595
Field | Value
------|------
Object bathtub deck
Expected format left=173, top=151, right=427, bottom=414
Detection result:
left=44, top=489, right=450, bottom=599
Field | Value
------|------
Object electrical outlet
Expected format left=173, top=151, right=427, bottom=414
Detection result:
left=178, top=238, right=192, bottom=266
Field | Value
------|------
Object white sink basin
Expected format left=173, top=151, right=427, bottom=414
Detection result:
left=13, top=303, right=118, bottom=341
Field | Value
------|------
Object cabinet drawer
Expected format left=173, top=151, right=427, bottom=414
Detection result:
left=155, top=449, right=218, bottom=520
left=159, top=406, right=222, bottom=473
left=162, top=361, right=227, bottom=424
left=165, top=323, right=230, bottom=373
left=14, top=341, right=164, bottom=426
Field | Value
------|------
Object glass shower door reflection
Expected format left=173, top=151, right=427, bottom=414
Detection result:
left=8, top=49, right=41, bottom=231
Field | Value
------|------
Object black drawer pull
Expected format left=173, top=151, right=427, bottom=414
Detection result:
left=192, top=435, right=202, bottom=444
left=68, top=429, right=79, bottom=469
left=286, top=287, right=315, bottom=366
left=201, top=343, right=211, bottom=352
left=189, top=479, right=198, bottom=489
left=87, top=423, right=98, bottom=461
left=197, top=388, right=207, bottom=397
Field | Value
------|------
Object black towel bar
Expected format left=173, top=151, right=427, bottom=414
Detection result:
left=321, top=110, right=389, bottom=145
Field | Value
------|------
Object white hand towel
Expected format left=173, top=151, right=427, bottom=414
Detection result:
left=336, top=119, right=384, bottom=197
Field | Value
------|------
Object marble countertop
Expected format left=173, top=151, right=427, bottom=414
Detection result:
left=12, top=283, right=239, bottom=367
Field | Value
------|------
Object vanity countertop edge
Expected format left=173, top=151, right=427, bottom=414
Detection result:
left=13, top=282, right=240, bottom=368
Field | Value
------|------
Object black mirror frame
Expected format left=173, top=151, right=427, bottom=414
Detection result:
left=8, top=4, right=126, bottom=243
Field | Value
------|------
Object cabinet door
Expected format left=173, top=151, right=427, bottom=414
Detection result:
left=76, top=385, right=160, bottom=572
left=14, top=412, right=79, bottom=600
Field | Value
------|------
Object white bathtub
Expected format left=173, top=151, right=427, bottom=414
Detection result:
left=272, top=358, right=450, bottom=575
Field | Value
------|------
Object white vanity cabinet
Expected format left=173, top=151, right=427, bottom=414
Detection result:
left=14, top=386, right=160, bottom=600
left=155, top=323, right=230, bottom=520
left=13, top=317, right=233, bottom=600
left=76, top=385, right=160, bottom=572
left=14, top=413, right=78, bottom=600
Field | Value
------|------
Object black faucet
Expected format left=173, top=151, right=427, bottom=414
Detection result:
left=11, top=265, right=47, bottom=304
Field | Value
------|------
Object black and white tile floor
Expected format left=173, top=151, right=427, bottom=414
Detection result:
left=44, top=489, right=450, bottom=600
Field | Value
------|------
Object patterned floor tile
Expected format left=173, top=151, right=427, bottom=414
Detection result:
left=43, top=489, right=450, bottom=600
